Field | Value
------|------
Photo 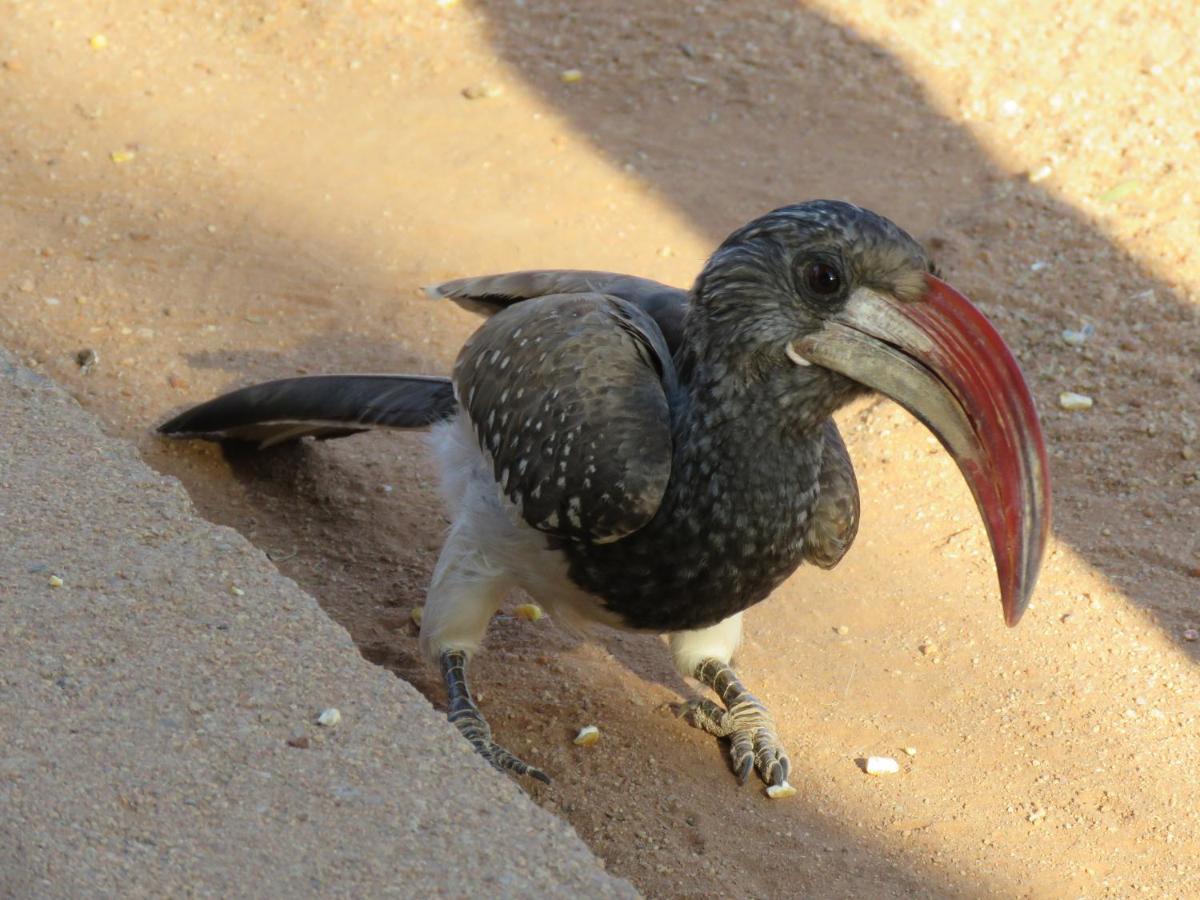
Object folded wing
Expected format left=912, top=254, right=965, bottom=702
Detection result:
left=455, top=292, right=678, bottom=544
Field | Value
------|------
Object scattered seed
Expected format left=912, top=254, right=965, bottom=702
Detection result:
left=766, top=782, right=797, bottom=800
left=1058, top=391, right=1093, bottom=411
left=1028, top=807, right=1047, bottom=823
left=835, top=625, right=849, bottom=635
left=903, top=746, right=918, bottom=757
left=89, top=34, right=108, bottom=49
left=560, top=68, right=583, bottom=84
left=1098, top=181, right=1141, bottom=203
left=110, top=149, right=136, bottom=164
left=316, top=708, right=341, bottom=727
left=574, top=725, right=600, bottom=746
left=48, top=575, right=64, bottom=588
left=1028, top=164, right=1053, bottom=183
left=865, top=756, right=900, bottom=776
left=229, top=585, right=245, bottom=597
left=919, top=641, right=938, bottom=656
left=515, top=603, right=544, bottom=622
left=410, top=606, right=424, bottom=626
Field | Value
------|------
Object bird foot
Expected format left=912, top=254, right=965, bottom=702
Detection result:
left=441, top=650, right=550, bottom=784
left=675, top=659, right=790, bottom=788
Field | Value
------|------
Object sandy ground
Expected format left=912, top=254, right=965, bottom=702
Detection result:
left=1, top=1, right=1198, bottom=897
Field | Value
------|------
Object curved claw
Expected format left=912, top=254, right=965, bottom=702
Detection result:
left=478, top=740, right=551, bottom=784
left=440, top=649, right=550, bottom=786
left=676, top=695, right=791, bottom=788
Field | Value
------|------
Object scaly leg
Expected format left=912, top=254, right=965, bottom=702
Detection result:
left=678, top=658, right=790, bottom=787
left=441, top=650, right=549, bottom=784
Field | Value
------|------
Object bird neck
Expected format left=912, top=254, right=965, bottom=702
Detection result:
left=674, top=343, right=865, bottom=444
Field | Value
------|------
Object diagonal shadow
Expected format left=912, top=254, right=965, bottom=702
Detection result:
left=0, top=1, right=1195, bottom=897
left=466, top=0, right=1200, bottom=658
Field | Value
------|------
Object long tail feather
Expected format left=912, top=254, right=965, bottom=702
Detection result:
left=158, top=374, right=456, bottom=448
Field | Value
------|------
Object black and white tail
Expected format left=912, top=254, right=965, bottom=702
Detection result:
left=158, top=374, right=457, bottom=449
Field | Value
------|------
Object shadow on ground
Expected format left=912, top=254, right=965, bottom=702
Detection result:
left=2, top=0, right=1197, bottom=897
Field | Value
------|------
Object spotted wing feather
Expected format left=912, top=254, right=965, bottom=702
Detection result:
left=455, top=292, right=676, bottom=543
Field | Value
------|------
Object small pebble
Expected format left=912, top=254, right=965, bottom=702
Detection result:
left=410, top=606, right=424, bottom=626
left=1061, top=324, right=1094, bottom=346
left=48, top=575, right=64, bottom=588
left=316, top=708, right=341, bottom=727
left=560, top=68, right=583, bottom=84
left=835, top=625, right=849, bottom=635
left=18, top=278, right=34, bottom=293
left=1183, top=628, right=1198, bottom=642
left=574, top=725, right=600, bottom=746
left=462, top=82, right=503, bottom=99
left=286, top=735, right=310, bottom=749
left=903, top=746, right=918, bottom=757
left=76, top=348, right=98, bottom=374
left=919, top=641, right=938, bottom=656
left=515, top=603, right=544, bottom=622
left=1028, top=807, right=1047, bottom=823
left=766, top=782, right=797, bottom=800
left=1058, top=391, right=1093, bottom=411
left=865, top=756, right=900, bottom=776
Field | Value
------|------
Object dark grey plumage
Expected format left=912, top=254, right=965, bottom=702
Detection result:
left=159, top=199, right=974, bottom=790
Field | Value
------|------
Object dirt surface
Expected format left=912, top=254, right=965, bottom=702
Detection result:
left=2, top=1, right=1198, bottom=897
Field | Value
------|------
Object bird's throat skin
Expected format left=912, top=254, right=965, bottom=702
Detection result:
left=561, top=357, right=865, bottom=632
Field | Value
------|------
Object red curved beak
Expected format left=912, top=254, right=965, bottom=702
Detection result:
left=791, top=274, right=1052, bottom=626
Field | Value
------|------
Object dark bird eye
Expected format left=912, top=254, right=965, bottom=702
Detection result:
left=803, top=261, right=842, bottom=297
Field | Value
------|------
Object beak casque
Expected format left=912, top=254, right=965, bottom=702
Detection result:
left=789, top=275, right=1051, bottom=626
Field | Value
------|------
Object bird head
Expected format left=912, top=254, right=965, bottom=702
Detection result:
left=692, top=200, right=1051, bottom=626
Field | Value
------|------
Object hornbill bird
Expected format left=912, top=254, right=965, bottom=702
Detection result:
left=159, top=201, right=1050, bottom=792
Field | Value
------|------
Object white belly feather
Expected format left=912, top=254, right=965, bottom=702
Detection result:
left=417, top=415, right=623, bottom=663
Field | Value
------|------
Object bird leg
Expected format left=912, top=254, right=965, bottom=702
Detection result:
left=440, top=650, right=550, bottom=784
left=677, top=658, right=790, bottom=787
